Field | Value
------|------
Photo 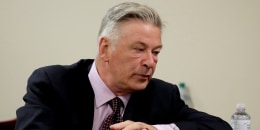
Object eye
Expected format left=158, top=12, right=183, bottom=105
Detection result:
left=134, top=48, right=145, bottom=52
left=152, top=51, right=160, bottom=56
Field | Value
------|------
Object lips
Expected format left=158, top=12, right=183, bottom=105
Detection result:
left=134, top=68, right=153, bottom=80
left=140, top=74, right=149, bottom=77
left=135, top=74, right=150, bottom=80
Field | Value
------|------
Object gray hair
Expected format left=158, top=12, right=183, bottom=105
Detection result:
left=98, top=2, right=163, bottom=43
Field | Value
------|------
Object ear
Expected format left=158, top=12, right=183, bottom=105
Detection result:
left=98, top=37, right=111, bottom=62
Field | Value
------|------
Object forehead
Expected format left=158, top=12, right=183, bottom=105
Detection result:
left=116, top=19, right=162, bottom=45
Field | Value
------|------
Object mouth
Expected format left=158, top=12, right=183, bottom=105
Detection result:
left=135, top=74, right=150, bottom=80
left=134, top=69, right=153, bottom=80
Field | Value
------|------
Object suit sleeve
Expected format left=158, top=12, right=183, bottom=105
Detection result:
left=15, top=68, right=68, bottom=130
left=169, top=85, right=232, bottom=130
left=126, top=79, right=232, bottom=130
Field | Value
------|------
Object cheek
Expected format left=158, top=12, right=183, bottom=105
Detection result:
left=110, top=50, right=142, bottom=73
left=112, top=58, right=139, bottom=77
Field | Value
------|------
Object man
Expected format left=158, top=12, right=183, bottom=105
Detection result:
left=16, top=2, right=232, bottom=130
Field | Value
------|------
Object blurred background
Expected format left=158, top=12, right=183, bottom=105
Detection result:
left=1, top=0, right=259, bottom=129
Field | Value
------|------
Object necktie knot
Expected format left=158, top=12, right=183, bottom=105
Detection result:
left=108, top=97, right=124, bottom=112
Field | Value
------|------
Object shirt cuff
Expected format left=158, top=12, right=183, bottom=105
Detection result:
left=153, top=123, right=180, bottom=130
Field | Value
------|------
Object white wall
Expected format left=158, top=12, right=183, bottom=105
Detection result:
left=1, top=0, right=259, bottom=129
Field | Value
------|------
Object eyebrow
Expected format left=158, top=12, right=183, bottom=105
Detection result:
left=155, top=44, right=163, bottom=50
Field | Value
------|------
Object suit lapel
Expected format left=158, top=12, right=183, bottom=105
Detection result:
left=68, top=60, right=95, bottom=130
left=123, top=90, right=151, bottom=122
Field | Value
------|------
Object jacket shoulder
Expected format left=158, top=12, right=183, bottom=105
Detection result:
left=34, top=59, right=94, bottom=74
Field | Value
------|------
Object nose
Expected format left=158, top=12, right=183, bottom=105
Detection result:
left=142, top=51, right=157, bottom=68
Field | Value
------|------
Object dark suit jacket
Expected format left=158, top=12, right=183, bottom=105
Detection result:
left=16, top=59, right=232, bottom=130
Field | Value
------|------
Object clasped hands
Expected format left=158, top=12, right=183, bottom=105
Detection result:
left=110, top=120, right=157, bottom=130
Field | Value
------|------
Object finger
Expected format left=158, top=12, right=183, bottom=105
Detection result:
left=110, top=120, right=134, bottom=130
left=120, top=122, right=153, bottom=130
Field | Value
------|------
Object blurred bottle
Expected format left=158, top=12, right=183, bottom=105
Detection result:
left=178, top=82, right=193, bottom=107
left=231, top=103, right=251, bottom=130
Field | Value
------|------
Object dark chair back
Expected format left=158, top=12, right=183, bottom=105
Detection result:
left=0, top=119, right=16, bottom=130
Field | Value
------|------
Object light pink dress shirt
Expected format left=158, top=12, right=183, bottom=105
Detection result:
left=88, top=61, right=179, bottom=130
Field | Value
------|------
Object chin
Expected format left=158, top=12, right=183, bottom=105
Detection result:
left=127, top=78, right=149, bottom=91
left=133, top=83, right=148, bottom=91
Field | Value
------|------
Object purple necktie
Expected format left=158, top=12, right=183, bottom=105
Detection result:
left=100, top=97, right=124, bottom=130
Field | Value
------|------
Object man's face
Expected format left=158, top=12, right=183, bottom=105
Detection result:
left=101, top=19, right=162, bottom=95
